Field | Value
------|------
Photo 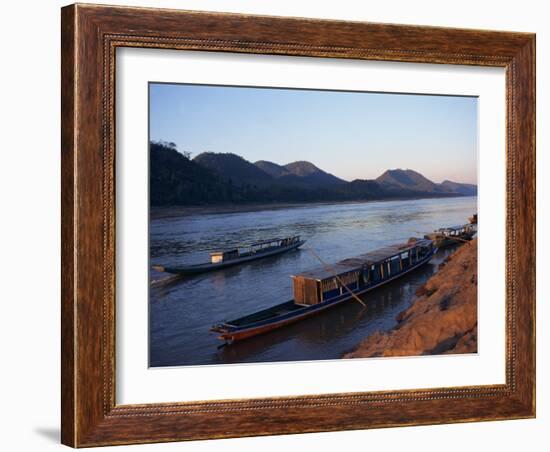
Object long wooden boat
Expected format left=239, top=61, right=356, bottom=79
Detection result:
left=424, top=223, right=476, bottom=248
left=211, top=238, right=437, bottom=342
left=153, top=236, right=305, bottom=275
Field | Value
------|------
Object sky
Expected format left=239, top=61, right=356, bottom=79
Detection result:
left=149, top=83, right=478, bottom=184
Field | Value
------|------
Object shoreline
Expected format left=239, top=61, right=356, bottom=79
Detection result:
left=150, top=194, right=472, bottom=219
left=343, top=238, right=478, bottom=359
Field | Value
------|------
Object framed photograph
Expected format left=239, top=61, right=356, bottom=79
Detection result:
left=61, top=3, right=535, bottom=447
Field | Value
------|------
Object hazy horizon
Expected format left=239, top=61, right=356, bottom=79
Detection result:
left=150, top=83, right=478, bottom=185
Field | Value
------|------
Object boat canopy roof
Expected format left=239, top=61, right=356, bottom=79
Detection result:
left=435, top=224, right=472, bottom=232
left=211, top=236, right=301, bottom=256
left=294, top=238, right=431, bottom=281
left=247, top=236, right=299, bottom=247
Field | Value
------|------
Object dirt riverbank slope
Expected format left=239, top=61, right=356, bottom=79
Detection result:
left=343, top=238, right=478, bottom=358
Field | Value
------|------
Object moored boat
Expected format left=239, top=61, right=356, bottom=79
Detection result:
left=211, top=238, right=437, bottom=342
left=153, top=236, right=305, bottom=275
left=424, top=224, right=476, bottom=248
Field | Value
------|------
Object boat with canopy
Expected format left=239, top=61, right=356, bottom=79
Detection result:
left=211, top=237, right=437, bottom=342
left=424, top=224, right=476, bottom=248
left=153, top=236, right=305, bottom=275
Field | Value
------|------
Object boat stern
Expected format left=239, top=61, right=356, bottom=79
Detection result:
left=210, top=323, right=229, bottom=333
left=210, top=323, right=238, bottom=342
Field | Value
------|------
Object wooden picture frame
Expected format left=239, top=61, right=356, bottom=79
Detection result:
left=61, top=3, right=535, bottom=447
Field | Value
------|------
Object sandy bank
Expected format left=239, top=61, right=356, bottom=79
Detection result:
left=343, top=238, right=478, bottom=359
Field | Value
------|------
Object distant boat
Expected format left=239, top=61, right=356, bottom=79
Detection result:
left=211, top=238, right=436, bottom=342
left=424, top=224, right=476, bottom=248
left=152, top=236, right=305, bottom=275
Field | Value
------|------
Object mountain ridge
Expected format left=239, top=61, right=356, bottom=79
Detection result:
left=151, top=143, right=476, bottom=206
left=193, top=152, right=273, bottom=187
left=377, top=169, right=476, bottom=195
left=254, top=160, right=292, bottom=178
left=439, top=179, right=478, bottom=195
left=377, top=169, right=443, bottom=193
left=283, top=161, right=346, bottom=186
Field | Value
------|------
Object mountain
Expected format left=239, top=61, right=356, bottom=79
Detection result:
left=151, top=144, right=477, bottom=206
left=283, top=161, right=346, bottom=186
left=193, top=153, right=345, bottom=190
left=439, top=180, right=478, bottom=196
left=253, top=159, right=346, bottom=188
left=345, top=179, right=387, bottom=198
left=150, top=143, right=241, bottom=205
left=376, top=169, right=477, bottom=196
left=376, top=169, right=443, bottom=193
left=193, top=152, right=273, bottom=187
left=254, top=160, right=292, bottom=178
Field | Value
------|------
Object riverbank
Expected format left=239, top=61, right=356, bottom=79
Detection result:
left=150, top=196, right=477, bottom=366
left=343, top=238, right=478, bottom=359
left=150, top=194, right=468, bottom=219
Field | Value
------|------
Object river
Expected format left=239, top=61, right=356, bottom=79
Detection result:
left=149, top=196, right=476, bottom=367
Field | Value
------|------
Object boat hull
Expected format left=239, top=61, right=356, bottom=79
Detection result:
left=431, top=232, right=475, bottom=248
left=212, top=248, right=437, bottom=342
left=154, top=240, right=305, bottom=275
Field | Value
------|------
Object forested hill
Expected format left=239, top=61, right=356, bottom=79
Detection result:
left=150, top=141, right=477, bottom=206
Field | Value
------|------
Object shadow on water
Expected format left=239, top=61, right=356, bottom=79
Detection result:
left=149, top=197, right=476, bottom=367
left=151, top=247, right=304, bottom=297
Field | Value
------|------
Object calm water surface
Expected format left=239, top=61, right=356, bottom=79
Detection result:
left=149, top=196, right=476, bottom=367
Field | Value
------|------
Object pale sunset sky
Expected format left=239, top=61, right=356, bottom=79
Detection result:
left=149, top=83, right=478, bottom=184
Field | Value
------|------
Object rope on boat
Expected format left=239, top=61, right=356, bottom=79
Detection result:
left=304, top=247, right=367, bottom=308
